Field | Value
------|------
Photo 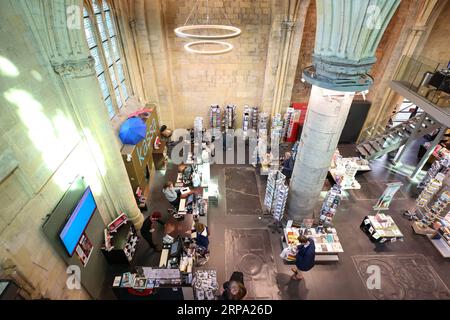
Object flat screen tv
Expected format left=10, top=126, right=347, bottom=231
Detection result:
left=59, top=186, right=97, bottom=256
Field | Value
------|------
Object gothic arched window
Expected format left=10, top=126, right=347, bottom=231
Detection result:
left=83, top=0, right=129, bottom=119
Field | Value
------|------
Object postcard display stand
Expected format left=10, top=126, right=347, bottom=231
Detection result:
left=281, top=107, right=294, bottom=142
left=102, top=213, right=139, bottom=265
left=335, top=158, right=360, bottom=190
left=264, top=171, right=289, bottom=232
left=224, top=105, right=236, bottom=130
left=418, top=157, right=450, bottom=190
left=271, top=114, right=283, bottom=161
left=209, top=104, right=222, bottom=136
left=258, top=112, right=269, bottom=138
left=319, top=184, right=342, bottom=225
left=242, top=105, right=258, bottom=139
left=410, top=171, right=450, bottom=257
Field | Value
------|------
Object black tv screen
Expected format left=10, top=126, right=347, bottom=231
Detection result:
left=59, top=187, right=96, bottom=256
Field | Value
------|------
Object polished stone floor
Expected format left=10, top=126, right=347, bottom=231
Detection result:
left=101, top=142, right=450, bottom=300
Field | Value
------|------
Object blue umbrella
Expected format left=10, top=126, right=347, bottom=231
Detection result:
left=119, top=117, right=147, bottom=145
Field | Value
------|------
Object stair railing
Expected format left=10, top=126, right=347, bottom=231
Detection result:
left=360, top=105, right=422, bottom=142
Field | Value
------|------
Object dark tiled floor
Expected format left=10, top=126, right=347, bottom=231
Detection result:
left=100, top=142, right=450, bottom=300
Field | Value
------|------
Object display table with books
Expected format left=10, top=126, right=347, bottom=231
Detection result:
left=110, top=266, right=190, bottom=300
left=281, top=227, right=343, bottom=262
left=360, top=214, right=404, bottom=243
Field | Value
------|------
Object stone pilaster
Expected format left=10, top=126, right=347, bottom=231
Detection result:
left=39, top=0, right=144, bottom=228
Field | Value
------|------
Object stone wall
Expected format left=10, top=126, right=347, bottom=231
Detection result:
left=420, top=0, right=450, bottom=65
left=0, top=0, right=134, bottom=299
left=162, top=0, right=272, bottom=128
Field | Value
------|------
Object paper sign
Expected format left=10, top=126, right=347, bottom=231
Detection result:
left=373, top=182, right=403, bottom=211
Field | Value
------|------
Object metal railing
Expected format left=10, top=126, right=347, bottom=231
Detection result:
left=360, top=104, right=423, bottom=141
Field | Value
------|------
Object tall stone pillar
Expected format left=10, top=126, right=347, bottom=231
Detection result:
left=25, top=0, right=144, bottom=228
left=286, top=0, right=400, bottom=222
left=54, top=58, right=144, bottom=228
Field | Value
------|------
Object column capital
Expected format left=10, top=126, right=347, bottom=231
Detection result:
left=303, top=0, right=401, bottom=92
left=52, top=56, right=96, bottom=78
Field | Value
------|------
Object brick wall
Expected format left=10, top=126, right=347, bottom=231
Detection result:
left=290, top=1, right=316, bottom=104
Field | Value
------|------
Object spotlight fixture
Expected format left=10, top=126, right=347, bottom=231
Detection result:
left=174, top=0, right=241, bottom=55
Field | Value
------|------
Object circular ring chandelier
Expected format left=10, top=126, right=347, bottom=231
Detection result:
left=174, top=25, right=241, bottom=40
left=174, top=0, right=241, bottom=55
left=184, top=40, right=233, bottom=55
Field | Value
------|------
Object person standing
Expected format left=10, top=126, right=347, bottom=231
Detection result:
left=221, top=271, right=247, bottom=300
left=162, top=181, right=181, bottom=208
left=140, top=212, right=163, bottom=252
left=281, top=151, right=294, bottom=182
left=291, top=235, right=315, bottom=280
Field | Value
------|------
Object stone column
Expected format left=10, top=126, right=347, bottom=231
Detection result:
left=286, top=86, right=354, bottom=221
left=30, top=0, right=144, bottom=228
left=54, top=58, right=144, bottom=228
left=286, top=0, right=401, bottom=222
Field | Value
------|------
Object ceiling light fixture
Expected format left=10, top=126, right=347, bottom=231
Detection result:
left=174, top=25, right=241, bottom=40
left=184, top=40, right=234, bottom=55
left=174, top=0, right=241, bottom=55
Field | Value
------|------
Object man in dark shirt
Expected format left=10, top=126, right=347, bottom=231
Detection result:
left=281, top=151, right=294, bottom=182
left=140, top=212, right=164, bottom=252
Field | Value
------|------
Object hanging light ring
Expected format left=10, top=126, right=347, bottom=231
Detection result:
left=184, top=40, right=233, bottom=55
left=174, top=25, right=241, bottom=40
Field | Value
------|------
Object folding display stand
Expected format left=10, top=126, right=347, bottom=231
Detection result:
left=406, top=172, right=445, bottom=221
left=258, top=112, right=269, bottom=138
left=264, top=170, right=288, bottom=233
left=271, top=113, right=283, bottom=161
left=209, top=104, right=222, bottom=136
left=281, top=107, right=294, bottom=142
left=319, top=184, right=342, bottom=225
left=418, top=156, right=450, bottom=190
left=242, top=105, right=258, bottom=139
left=224, top=104, right=236, bottom=130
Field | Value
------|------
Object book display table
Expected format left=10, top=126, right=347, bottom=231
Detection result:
left=281, top=227, right=343, bottom=262
left=360, top=214, right=404, bottom=243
